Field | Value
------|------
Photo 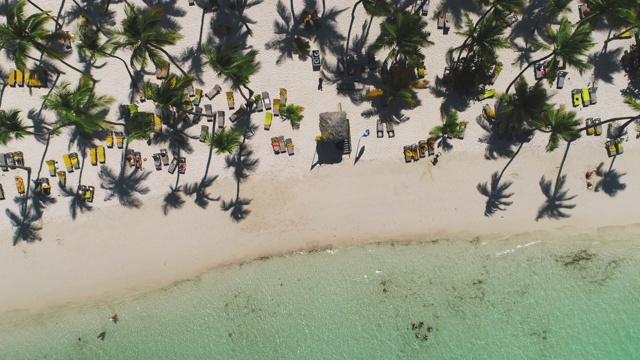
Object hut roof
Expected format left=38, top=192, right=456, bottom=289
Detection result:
left=319, top=111, right=349, bottom=142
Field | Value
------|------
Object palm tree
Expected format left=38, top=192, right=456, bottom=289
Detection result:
left=373, top=11, right=433, bottom=67
left=42, top=76, right=116, bottom=137
left=203, top=127, right=243, bottom=155
left=280, top=103, right=305, bottom=127
left=532, top=105, right=581, bottom=152
left=578, top=0, right=640, bottom=31
left=453, top=12, right=511, bottom=67
left=144, top=73, right=195, bottom=120
left=0, top=109, right=35, bottom=145
left=110, top=4, right=186, bottom=75
left=76, top=26, right=136, bottom=85
left=455, top=0, right=524, bottom=63
left=429, top=111, right=464, bottom=139
left=203, top=42, right=260, bottom=99
left=367, top=62, right=417, bottom=106
left=346, top=0, right=392, bottom=56
left=498, top=76, right=550, bottom=130
left=125, top=112, right=155, bottom=143
left=292, top=37, right=310, bottom=57
left=505, top=17, right=595, bottom=94
left=544, top=0, right=572, bottom=23
left=0, top=0, right=67, bottom=70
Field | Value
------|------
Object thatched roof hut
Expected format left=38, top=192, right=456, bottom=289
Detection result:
left=319, top=111, right=349, bottom=142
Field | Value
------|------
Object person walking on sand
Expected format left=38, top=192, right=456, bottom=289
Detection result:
left=318, top=77, right=323, bottom=91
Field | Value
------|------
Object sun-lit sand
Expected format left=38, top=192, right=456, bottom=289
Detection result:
left=0, top=0, right=638, bottom=317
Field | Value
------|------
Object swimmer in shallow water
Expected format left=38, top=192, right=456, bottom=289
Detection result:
left=110, top=314, right=118, bottom=323
left=415, top=332, right=422, bottom=339
left=427, top=326, right=433, bottom=333
left=411, top=323, right=417, bottom=330
left=418, top=322, right=424, bottom=328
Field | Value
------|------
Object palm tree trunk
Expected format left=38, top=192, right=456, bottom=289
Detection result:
left=604, top=26, right=638, bottom=44
left=414, top=0, right=428, bottom=14
left=149, top=44, right=188, bottom=76
left=25, top=0, right=63, bottom=29
left=345, top=1, right=363, bottom=60
left=505, top=53, right=553, bottom=94
left=455, top=6, right=495, bottom=65
left=236, top=0, right=253, bottom=36
left=101, top=52, right=137, bottom=90
left=576, top=115, right=639, bottom=132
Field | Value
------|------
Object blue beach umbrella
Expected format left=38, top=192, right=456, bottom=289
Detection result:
left=362, top=129, right=370, bottom=137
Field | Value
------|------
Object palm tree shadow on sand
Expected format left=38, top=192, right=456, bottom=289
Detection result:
left=6, top=207, right=42, bottom=245
left=476, top=115, right=517, bottom=160
left=221, top=142, right=258, bottom=222
left=183, top=131, right=220, bottom=209
left=536, top=174, right=577, bottom=221
left=60, top=184, right=93, bottom=219
left=477, top=171, right=514, bottom=216
left=98, top=152, right=151, bottom=208
left=594, top=159, right=627, bottom=197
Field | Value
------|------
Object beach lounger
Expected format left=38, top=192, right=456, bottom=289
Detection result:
left=206, top=84, right=222, bottom=100
left=78, top=185, right=95, bottom=202
left=264, top=111, right=273, bottom=130
left=226, top=91, right=235, bottom=110
left=194, top=88, right=203, bottom=106
left=594, top=118, right=602, bottom=136
left=217, top=111, right=225, bottom=128
left=155, top=62, right=169, bottom=79
left=28, top=69, right=46, bottom=88
left=477, top=89, right=496, bottom=101
left=578, top=4, right=588, bottom=20
left=153, top=154, right=162, bottom=170
left=285, top=138, right=294, bottom=155
left=377, top=119, right=384, bottom=138
left=8, top=69, right=16, bottom=87
left=585, top=118, right=595, bottom=135
left=153, top=114, right=162, bottom=133
left=178, top=157, right=186, bottom=174
left=427, top=138, right=436, bottom=156
left=589, top=87, right=597, bottom=104
left=278, top=136, right=286, bottom=153
left=271, top=137, right=280, bottom=154
left=16, top=69, right=24, bottom=87
left=262, top=92, right=272, bottom=110
left=0, top=184, right=4, bottom=200
left=616, top=139, right=624, bottom=155
left=200, top=125, right=209, bottom=142
left=437, top=11, right=444, bottom=29
left=46, top=160, right=57, bottom=176
left=457, top=123, right=467, bottom=139
left=134, top=152, right=142, bottom=169
left=534, top=63, right=545, bottom=80
left=444, top=10, right=452, bottom=31
left=98, top=146, right=105, bottom=164
left=15, top=176, right=25, bottom=194
left=204, top=104, right=213, bottom=123
left=189, top=0, right=195, bottom=5
left=57, top=171, right=66, bottom=187
left=280, top=88, right=287, bottom=105
left=571, top=89, right=581, bottom=107
left=0, top=153, right=6, bottom=172
left=69, top=152, right=80, bottom=170
left=417, top=62, right=425, bottom=79
left=192, top=106, right=202, bottom=123
left=35, top=177, right=51, bottom=196
left=420, top=0, right=430, bottom=15
left=187, top=84, right=195, bottom=98
left=605, top=140, right=616, bottom=157
left=483, top=104, right=495, bottom=120
left=106, top=131, right=114, bottom=148
left=13, top=151, right=23, bottom=166
left=160, top=149, right=169, bottom=166
left=229, top=105, right=246, bottom=123
left=386, top=122, right=395, bottom=137
left=4, top=153, right=15, bottom=169
left=557, top=71, right=568, bottom=89
left=581, top=87, right=590, bottom=106
left=115, top=131, right=124, bottom=149
left=505, top=13, right=518, bottom=26
left=411, top=144, right=420, bottom=161
left=418, top=140, right=427, bottom=158
left=273, top=99, right=280, bottom=116
left=62, top=154, right=74, bottom=172
left=168, top=157, right=178, bottom=174
left=90, top=147, right=98, bottom=165
left=403, top=145, right=412, bottom=163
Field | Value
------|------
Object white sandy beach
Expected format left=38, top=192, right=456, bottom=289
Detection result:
left=0, top=0, right=638, bottom=318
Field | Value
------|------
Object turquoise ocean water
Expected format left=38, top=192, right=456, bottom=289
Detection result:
left=1, top=232, right=640, bottom=359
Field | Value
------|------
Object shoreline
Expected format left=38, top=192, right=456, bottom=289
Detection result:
left=2, top=148, right=639, bottom=321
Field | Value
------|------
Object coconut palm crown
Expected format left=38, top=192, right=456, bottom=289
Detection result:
left=42, top=76, right=116, bottom=137
left=0, top=0, right=66, bottom=70
left=373, top=11, right=433, bottom=67
left=533, top=105, right=582, bottom=152
left=429, top=111, right=463, bottom=138
left=0, top=109, right=34, bottom=145
left=110, top=4, right=184, bottom=74
left=204, top=127, right=243, bottom=155
left=499, top=76, right=550, bottom=127
left=203, top=42, right=260, bottom=96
